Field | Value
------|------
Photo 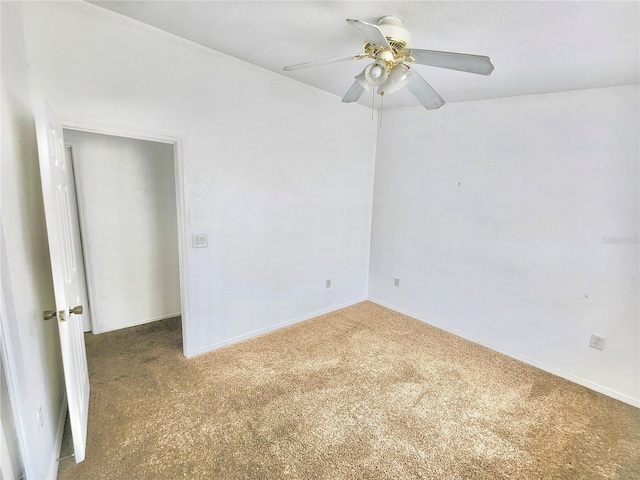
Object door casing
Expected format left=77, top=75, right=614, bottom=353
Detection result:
left=59, top=120, right=192, bottom=356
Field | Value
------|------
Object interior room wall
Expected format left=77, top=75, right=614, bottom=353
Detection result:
left=0, top=2, right=67, bottom=478
left=63, top=130, right=180, bottom=333
left=369, top=86, right=640, bottom=406
left=0, top=352, right=23, bottom=479
left=21, top=1, right=377, bottom=356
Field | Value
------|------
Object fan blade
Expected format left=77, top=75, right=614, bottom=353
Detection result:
left=284, top=54, right=362, bottom=71
left=406, top=49, right=494, bottom=75
left=406, top=73, right=445, bottom=110
left=346, top=19, right=391, bottom=48
left=341, top=81, right=366, bottom=103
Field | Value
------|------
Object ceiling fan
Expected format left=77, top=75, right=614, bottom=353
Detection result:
left=284, top=16, right=494, bottom=110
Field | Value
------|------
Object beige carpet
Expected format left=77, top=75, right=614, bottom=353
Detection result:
left=58, top=301, right=639, bottom=479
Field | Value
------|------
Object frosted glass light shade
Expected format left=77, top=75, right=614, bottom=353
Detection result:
left=364, top=61, right=389, bottom=86
left=378, top=65, right=413, bottom=96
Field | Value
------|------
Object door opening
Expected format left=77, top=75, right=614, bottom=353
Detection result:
left=63, top=129, right=185, bottom=338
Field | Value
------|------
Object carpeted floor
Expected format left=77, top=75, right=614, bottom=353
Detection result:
left=58, top=301, right=639, bottom=479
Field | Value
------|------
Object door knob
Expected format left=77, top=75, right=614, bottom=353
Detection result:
left=43, top=310, right=57, bottom=321
left=70, top=305, right=83, bottom=315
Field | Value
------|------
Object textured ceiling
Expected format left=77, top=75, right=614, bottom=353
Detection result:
left=89, top=1, right=639, bottom=109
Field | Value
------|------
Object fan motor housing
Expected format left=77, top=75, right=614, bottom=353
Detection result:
left=378, top=15, right=411, bottom=48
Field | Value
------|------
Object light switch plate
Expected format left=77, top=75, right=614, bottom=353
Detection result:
left=192, top=234, right=208, bottom=248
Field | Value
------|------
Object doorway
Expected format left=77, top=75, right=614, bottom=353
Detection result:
left=62, top=129, right=187, bottom=340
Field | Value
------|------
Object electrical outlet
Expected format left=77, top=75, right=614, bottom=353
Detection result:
left=589, top=334, right=605, bottom=350
left=394, top=278, right=400, bottom=287
left=37, top=406, right=44, bottom=430
left=326, top=279, right=331, bottom=288
left=192, top=233, right=207, bottom=248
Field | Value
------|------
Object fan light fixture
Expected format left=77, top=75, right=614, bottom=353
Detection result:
left=283, top=15, right=494, bottom=111
left=364, top=61, right=389, bottom=85
left=379, top=64, right=413, bottom=96
left=370, top=65, right=384, bottom=79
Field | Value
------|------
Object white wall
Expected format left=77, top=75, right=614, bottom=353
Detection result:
left=1, top=351, right=23, bottom=478
left=64, top=130, right=180, bottom=333
left=0, top=2, right=67, bottom=478
left=22, top=1, right=377, bottom=355
left=370, top=86, right=640, bottom=406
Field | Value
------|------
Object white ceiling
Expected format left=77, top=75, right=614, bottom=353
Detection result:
left=89, top=1, right=639, bottom=109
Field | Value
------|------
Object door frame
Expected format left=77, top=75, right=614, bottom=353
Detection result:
left=61, top=120, right=192, bottom=356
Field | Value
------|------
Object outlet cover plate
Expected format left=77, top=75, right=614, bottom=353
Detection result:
left=590, top=334, right=605, bottom=350
left=192, top=234, right=207, bottom=248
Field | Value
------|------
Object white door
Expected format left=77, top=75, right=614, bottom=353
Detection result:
left=34, top=98, right=90, bottom=463
left=64, top=145, right=92, bottom=332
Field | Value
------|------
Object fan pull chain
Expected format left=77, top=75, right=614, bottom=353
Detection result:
left=371, top=88, right=375, bottom=121
left=379, top=94, right=384, bottom=128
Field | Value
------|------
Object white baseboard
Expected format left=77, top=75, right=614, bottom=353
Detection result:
left=186, top=298, right=368, bottom=358
left=94, top=312, right=181, bottom=335
left=368, top=297, right=640, bottom=409
left=46, top=394, right=68, bottom=480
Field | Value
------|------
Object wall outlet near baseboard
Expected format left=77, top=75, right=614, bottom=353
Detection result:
left=394, top=278, right=400, bottom=287
left=326, top=279, right=331, bottom=288
left=589, top=334, right=605, bottom=350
